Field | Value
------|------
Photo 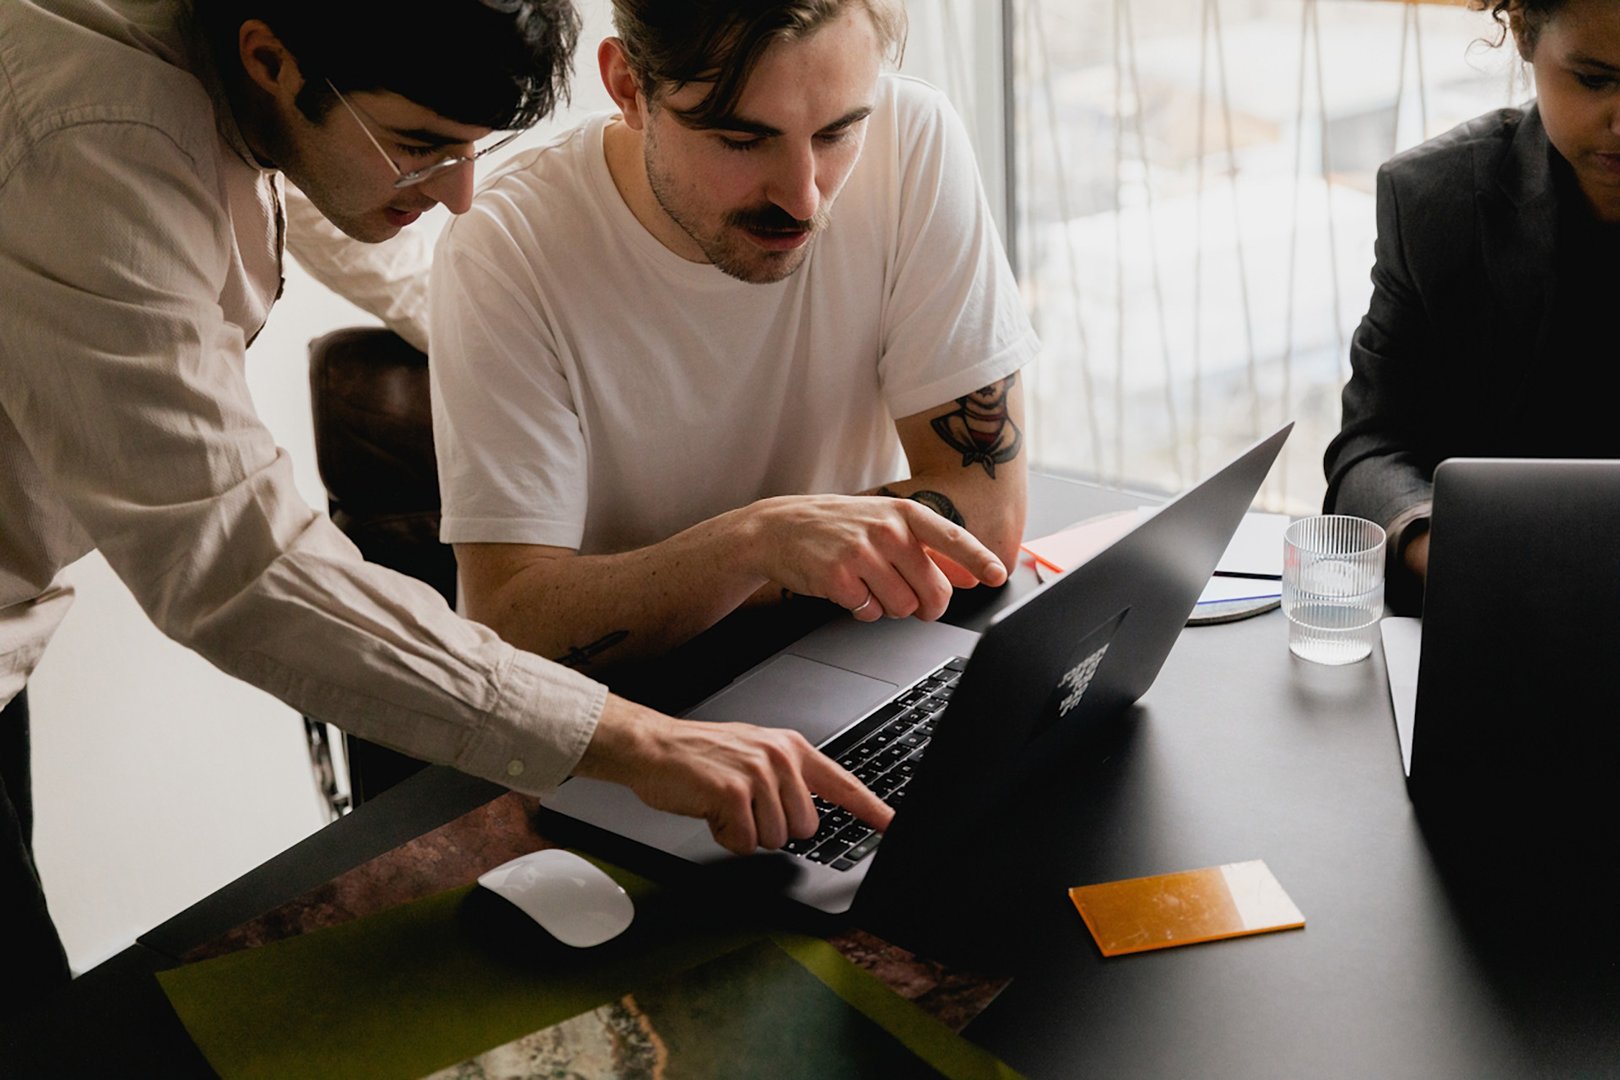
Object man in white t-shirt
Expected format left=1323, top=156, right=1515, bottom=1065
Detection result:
left=430, top=0, right=1035, bottom=673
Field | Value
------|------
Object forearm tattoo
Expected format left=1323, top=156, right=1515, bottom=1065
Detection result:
left=554, top=630, right=629, bottom=669
left=877, top=485, right=966, bottom=527
left=929, top=373, right=1022, bottom=478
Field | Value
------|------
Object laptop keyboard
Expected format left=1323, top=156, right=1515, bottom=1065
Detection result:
left=782, top=656, right=967, bottom=871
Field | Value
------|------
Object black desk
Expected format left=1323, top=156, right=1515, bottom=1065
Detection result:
left=5, top=473, right=1617, bottom=1078
left=955, top=608, right=1620, bottom=1078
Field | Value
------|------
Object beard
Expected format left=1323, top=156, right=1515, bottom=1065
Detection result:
left=644, top=147, right=831, bottom=285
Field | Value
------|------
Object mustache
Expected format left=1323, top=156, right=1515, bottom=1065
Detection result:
left=726, top=204, right=829, bottom=234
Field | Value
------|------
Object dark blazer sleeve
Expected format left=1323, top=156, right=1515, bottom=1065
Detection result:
left=1324, top=107, right=1552, bottom=531
left=1323, top=157, right=1443, bottom=532
left=1323, top=108, right=1547, bottom=569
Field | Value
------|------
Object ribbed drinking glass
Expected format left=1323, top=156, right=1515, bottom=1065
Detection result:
left=1282, top=515, right=1385, bottom=665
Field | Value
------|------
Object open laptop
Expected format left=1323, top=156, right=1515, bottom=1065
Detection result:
left=1381, top=459, right=1620, bottom=853
left=543, top=425, right=1292, bottom=913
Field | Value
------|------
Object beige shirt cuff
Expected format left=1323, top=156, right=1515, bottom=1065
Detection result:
left=456, top=651, right=608, bottom=797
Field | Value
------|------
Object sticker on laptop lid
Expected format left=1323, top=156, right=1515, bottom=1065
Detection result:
left=1031, top=609, right=1129, bottom=740
left=1069, top=859, right=1305, bottom=957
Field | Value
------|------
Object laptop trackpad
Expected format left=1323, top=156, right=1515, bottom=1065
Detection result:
left=684, top=654, right=898, bottom=747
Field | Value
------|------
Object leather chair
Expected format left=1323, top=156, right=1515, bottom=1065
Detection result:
left=305, top=326, right=452, bottom=812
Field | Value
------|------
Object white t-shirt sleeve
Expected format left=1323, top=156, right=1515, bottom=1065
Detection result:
left=430, top=216, right=590, bottom=549
left=877, top=79, right=1039, bottom=420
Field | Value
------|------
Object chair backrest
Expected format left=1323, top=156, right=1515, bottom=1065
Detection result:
left=308, top=327, right=456, bottom=606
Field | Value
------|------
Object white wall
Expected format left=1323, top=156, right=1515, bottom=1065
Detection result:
left=29, top=0, right=993, bottom=974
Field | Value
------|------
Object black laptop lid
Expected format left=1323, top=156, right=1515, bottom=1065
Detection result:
left=1411, top=459, right=1620, bottom=857
left=873, top=425, right=1292, bottom=870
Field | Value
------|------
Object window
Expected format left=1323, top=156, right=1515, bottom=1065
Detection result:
left=998, top=0, right=1523, bottom=509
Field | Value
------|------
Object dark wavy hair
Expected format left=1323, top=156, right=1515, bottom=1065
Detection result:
left=609, top=0, right=906, bottom=128
left=196, top=0, right=580, bottom=129
left=1473, top=0, right=1570, bottom=52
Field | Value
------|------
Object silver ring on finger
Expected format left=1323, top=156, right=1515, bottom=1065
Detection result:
left=851, top=590, right=877, bottom=616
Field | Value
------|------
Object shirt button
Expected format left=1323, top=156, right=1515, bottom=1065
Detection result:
left=506, top=759, right=525, bottom=778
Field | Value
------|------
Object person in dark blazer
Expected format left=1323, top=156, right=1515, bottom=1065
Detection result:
left=1323, top=0, right=1620, bottom=612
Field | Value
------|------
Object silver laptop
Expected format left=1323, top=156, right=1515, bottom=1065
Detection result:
left=1381, top=459, right=1620, bottom=812
left=543, top=425, right=1292, bottom=913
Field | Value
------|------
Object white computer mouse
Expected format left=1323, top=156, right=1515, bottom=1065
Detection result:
left=476, top=849, right=635, bottom=948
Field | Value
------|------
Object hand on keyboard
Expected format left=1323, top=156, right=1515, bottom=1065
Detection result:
left=784, top=657, right=963, bottom=870
left=574, top=694, right=894, bottom=855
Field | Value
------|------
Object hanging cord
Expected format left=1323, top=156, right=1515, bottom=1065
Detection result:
left=1031, top=0, right=1102, bottom=476
left=938, top=0, right=977, bottom=147
left=1392, top=0, right=1432, bottom=155
left=1014, top=1, right=1045, bottom=463
left=1393, top=0, right=1410, bottom=154
left=1210, top=0, right=1262, bottom=454
left=1313, top=0, right=1347, bottom=383
left=1280, top=0, right=1348, bottom=509
left=1193, top=0, right=1209, bottom=480
left=1280, top=0, right=1311, bottom=506
left=1112, top=0, right=1127, bottom=485
left=1119, top=0, right=1185, bottom=487
left=1412, top=2, right=1430, bottom=142
left=1192, top=0, right=1262, bottom=486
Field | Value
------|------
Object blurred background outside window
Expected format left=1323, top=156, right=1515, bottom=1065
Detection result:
left=919, top=0, right=1525, bottom=511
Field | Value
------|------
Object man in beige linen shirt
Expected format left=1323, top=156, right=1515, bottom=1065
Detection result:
left=0, top=0, right=922, bottom=999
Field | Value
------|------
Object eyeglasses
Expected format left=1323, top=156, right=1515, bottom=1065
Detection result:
left=326, top=79, right=522, bottom=189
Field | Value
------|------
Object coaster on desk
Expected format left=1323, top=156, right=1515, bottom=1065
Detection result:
left=1024, top=513, right=1282, bottom=625
left=1069, top=859, right=1305, bottom=957
left=1187, top=594, right=1281, bottom=626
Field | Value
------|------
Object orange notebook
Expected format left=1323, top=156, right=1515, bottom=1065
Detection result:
left=1069, top=860, right=1305, bottom=957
